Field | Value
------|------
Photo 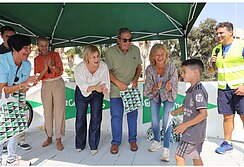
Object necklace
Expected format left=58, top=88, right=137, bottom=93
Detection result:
left=156, top=65, right=165, bottom=76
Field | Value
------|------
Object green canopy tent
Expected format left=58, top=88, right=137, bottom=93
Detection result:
left=0, top=3, right=205, bottom=60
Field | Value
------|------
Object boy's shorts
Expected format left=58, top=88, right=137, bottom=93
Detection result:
left=217, top=89, right=244, bottom=115
left=175, top=140, right=203, bottom=159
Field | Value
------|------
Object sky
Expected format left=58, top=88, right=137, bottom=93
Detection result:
left=194, top=3, right=244, bottom=30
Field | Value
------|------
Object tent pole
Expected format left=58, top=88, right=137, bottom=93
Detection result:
left=234, top=2, right=236, bottom=39
left=50, top=3, right=65, bottom=47
left=179, top=30, right=188, bottom=61
left=184, top=36, right=188, bottom=60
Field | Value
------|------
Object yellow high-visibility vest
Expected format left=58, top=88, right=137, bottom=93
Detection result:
left=213, top=40, right=244, bottom=90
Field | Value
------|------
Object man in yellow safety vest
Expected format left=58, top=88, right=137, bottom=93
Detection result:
left=209, top=22, right=244, bottom=154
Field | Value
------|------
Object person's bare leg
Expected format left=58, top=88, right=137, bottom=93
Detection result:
left=223, top=114, right=234, bottom=140
left=175, top=154, right=185, bottom=166
left=240, top=115, right=244, bottom=129
left=193, top=157, right=203, bottom=166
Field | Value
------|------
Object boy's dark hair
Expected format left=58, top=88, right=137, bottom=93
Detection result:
left=7, top=34, right=31, bottom=52
left=117, top=27, right=131, bottom=38
left=215, top=22, right=233, bottom=33
left=182, top=58, right=204, bottom=75
left=1, top=26, right=15, bottom=35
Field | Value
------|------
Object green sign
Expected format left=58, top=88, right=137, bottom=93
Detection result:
left=142, top=94, right=217, bottom=124
left=65, top=87, right=110, bottom=119
left=27, top=87, right=110, bottom=120
left=27, top=100, right=42, bottom=108
left=28, top=86, right=217, bottom=123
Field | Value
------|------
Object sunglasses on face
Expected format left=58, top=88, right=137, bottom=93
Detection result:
left=121, top=38, right=132, bottom=43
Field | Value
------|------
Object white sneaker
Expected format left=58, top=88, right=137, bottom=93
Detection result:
left=160, top=147, right=170, bottom=162
left=6, top=157, right=19, bottom=166
left=7, top=159, right=31, bottom=166
left=76, top=149, right=82, bottom=152
left=91, top=150, right=98, bottom=155
left=148, top=140, right=161, bottom=152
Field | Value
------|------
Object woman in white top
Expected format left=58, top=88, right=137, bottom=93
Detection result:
left=74, top=45, right=110, bottom=155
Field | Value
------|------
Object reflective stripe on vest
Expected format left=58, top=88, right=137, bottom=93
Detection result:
left=214, top=40, right=244, bottom=90
left=218, top=65, right=244, bottom=73
left=218, top=78, right=244, bottom=88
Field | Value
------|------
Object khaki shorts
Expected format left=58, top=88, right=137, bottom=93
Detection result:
left=175, top=140, right=203, bottom=159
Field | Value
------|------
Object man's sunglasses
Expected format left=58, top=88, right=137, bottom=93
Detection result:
left=121, top=38, right=132, bottom=43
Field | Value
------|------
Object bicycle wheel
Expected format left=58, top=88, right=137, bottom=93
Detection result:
left=24, top=101, right=34, bottom=127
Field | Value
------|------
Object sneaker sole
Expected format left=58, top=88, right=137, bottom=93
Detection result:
left=91, top=150, right=98, bottom=155
left=19, top=146, right=31, bottom=150
left=215, top=149, right=233, bottom=154
left=7, top=160, right=31, bottom=166
left=148, top=146, right=162, bottom=152
left=160, top=157, right=170, bottom=162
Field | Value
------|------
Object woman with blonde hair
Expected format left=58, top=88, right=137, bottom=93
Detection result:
left=34, top=36, right=66, bottom=151
left=74, top=45, right=110, bottom=155
left=144, top=44, right=178, bottom=161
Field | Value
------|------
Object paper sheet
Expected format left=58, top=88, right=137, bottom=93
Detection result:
left=166, top=113, right=173, bottom=132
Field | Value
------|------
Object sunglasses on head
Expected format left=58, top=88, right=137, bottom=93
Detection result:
left=14, top=76, right=19, bottom=82
left=47, top=66, right=51, bottom=74
left=121, top=38, right=132, bottom=43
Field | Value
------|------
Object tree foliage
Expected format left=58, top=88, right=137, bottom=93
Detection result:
left=164, top=18, right=218, bottom=81
left=65, top=46, right=84, bottom=80
left=66, top=46, right=84, bottom=59
left=187, top=18, right=218, bottom=80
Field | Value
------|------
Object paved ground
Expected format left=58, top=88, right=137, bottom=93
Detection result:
left=1, top=127, right=243, bottom=166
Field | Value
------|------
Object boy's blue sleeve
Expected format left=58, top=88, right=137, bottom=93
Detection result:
left=0, top=62, right=8, bottom=84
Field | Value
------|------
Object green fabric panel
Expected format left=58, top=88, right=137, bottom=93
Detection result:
left=0, top=3, right=205, bottom=49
